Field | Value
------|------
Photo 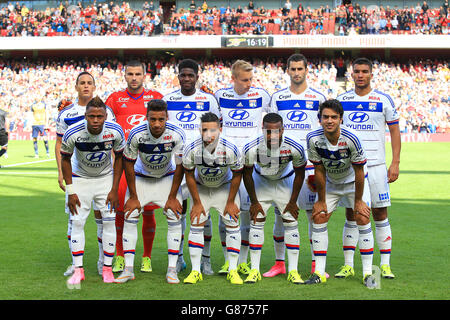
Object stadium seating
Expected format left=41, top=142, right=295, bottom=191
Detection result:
left=0, top=1, right=447, bottom=36
left=0, top=56, right=448, bottom=135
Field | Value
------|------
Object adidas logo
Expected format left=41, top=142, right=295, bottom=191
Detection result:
left=383, top=236, right=392, bottom=242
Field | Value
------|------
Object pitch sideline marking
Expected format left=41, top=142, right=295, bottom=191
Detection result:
left=0, top=158, right=56, bottom=168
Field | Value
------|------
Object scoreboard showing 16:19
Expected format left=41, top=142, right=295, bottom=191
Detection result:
left=221, top=36, right=274, bottom=48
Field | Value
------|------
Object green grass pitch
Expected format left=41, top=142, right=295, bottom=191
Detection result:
left=0, top=140, right=449, bottom=301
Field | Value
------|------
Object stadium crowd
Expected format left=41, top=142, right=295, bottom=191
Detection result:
left=1, top=56, right=448, bottom=135
left=0, top=0, right=448, bottom=36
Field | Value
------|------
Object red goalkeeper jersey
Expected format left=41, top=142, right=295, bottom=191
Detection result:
left=105, top=88, right=163, bottom=139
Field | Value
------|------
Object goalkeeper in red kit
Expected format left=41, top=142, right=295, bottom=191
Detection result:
left=105, top=60, right=163, bottom=273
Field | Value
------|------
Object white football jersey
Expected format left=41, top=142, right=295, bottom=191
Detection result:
left=337, top=89, right=399, bottom=166
left=271, top=87, right=326, bottom=143
left=306, top=126, right=367, bottom=184
left=215, top=86, right=272, bottom=148
left=243, top=135, right=306, bottom=180
left=163, top=89, right=221, bottom=145
left=56, top=99, right=116, bottom=137
left=60, top=120, right=125, bottom=178
left=123, top=120, right=185, bottom=178
left=183, top=136, right=243, bottom=188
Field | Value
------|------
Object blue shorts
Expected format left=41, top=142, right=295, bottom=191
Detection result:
left=32, top=125, right=46, bottom=138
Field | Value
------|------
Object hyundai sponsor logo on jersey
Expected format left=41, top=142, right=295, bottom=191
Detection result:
left=349, top=112, right=369, bottom=123
left=176, top=111, right=197, bottom=122
left=287, top=110, right=308, bottom=122
left=86, top=151, right=107, bottom=162
left=127, top=114, right=146, bottom=126
left=145, top=154, right=169, bottom=170
left=200, top=167, right=224, bottom=182
left=222, top=109, right=254, bottom=128
left=347, top=111, right=374, bottom=130
left=146, top=154, right=167, bottom=164
left=201, top=167, right=222, bottom=177
left=283, top=110, right=312, bottom=130
left=174, top=110, right=200, bottom=130
left=228, top=109, right=250, bottom=120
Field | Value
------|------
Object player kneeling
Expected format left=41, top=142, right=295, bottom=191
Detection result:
left=114, top=99, right=186, bottom=284
left=60, top=97, right=125, bottom=286
left=183, top=113, right=243, bottom=284
left=243, top=113, right=307, bottom=284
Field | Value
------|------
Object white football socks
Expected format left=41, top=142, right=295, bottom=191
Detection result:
left=311, top=222, right=328, bottom=276
left=188, top=226, right=204, bottom=272
left=375, top=218, right=392, bottom=266
left=342, top=219, right=358, bottom=267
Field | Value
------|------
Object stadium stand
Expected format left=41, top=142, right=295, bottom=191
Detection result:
left=0, top=0, right=448, bottom=36
left=1, top=56, right=448, bottom=136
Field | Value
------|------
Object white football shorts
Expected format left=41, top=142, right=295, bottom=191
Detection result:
left=252, top=171, right=297, bottom=221
left=323, top=175, right=371, bottom=214
left=124, top=174, right=183, bottom=221
left=297, top=165, right=316, bottom=211
left=189, top=182, right=240, bottom=227
left=68, top=174, right=115, bottom=221
left=367, top=164, right=391, bottom=208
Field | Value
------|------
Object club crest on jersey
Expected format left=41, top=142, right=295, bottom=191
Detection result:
left=196, top=102, right=204, bottom=110
left=339, top=149, right=349, bottom=158
left=368, top=103, right=377, bottom=110
left=305, top=101, right=314, bottom=109
left=104, top=141, right=113, bottom=149
left=249, top=100, right=257, bottom=108
left=164, top=143, right=174, bottom=151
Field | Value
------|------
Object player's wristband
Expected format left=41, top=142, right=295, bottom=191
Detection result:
left=66, top=184, right=76, bottom=195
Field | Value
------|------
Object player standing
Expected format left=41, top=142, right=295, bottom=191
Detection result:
left=106, top=60, right=163, bottom=274
left=182, top=112, right=243, bottom=284
left=60, top=97, right=125, bottom=286
left=56, top=72, right=116, bottom=277
left=31, top=101, right=50, bottom=158
left=114, top=99, right=186, bottom=284
left=163, top=59, right=221, bottom=275
left=336, top=58, right=400, bottom=279
left=214, top=60, right=271, bottom=275
left=242, top=113, right=306, bottom=284
left=303, top=99, right=374, bottom=287
left=268, top=53, right=326, bottom=277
